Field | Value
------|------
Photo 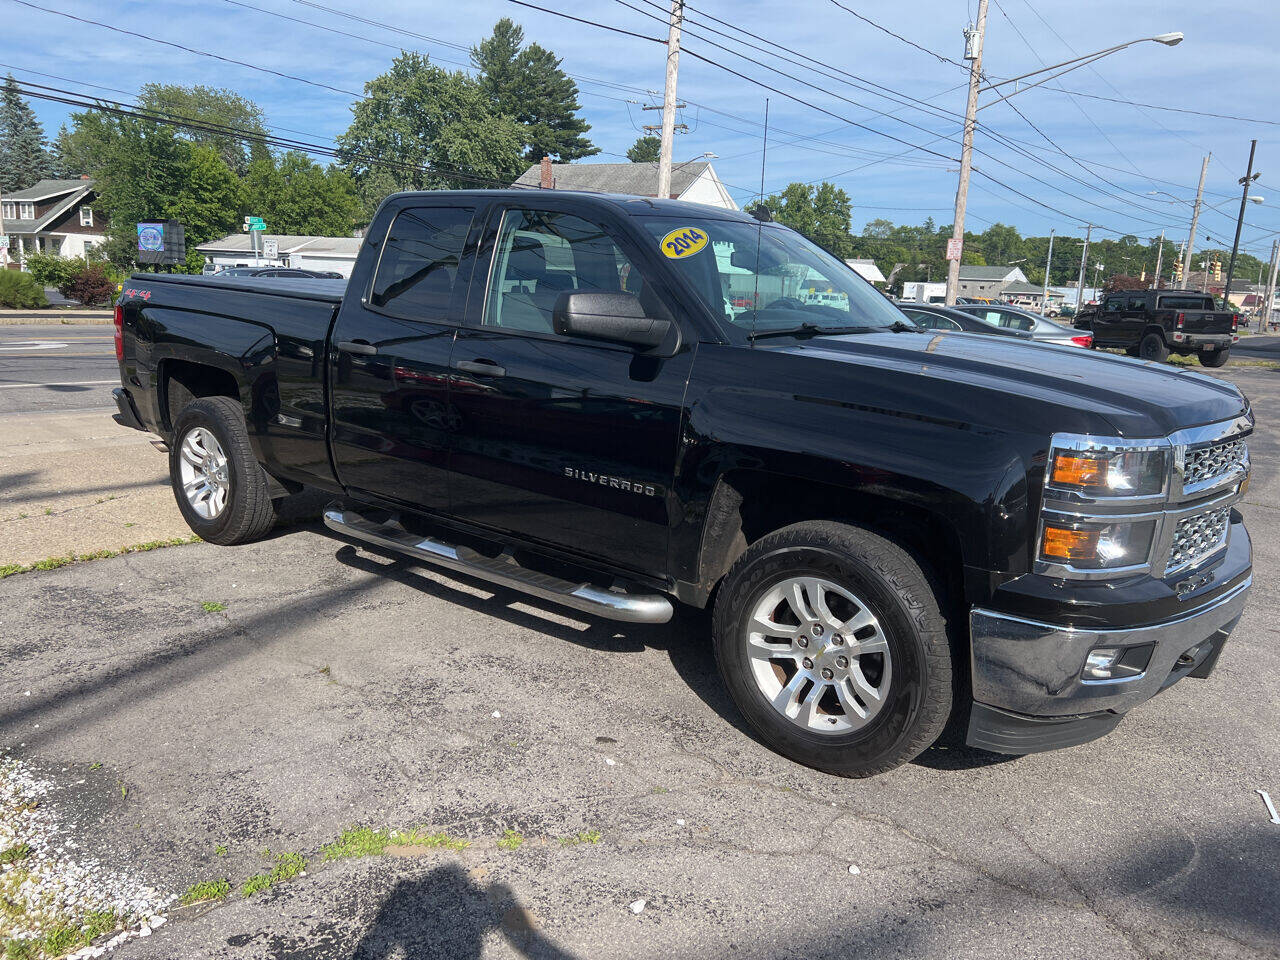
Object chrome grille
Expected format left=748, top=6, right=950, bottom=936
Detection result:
left=1184, top=439, right=1247, bottom=487
left=1167, top=507, right=1230, bottom=573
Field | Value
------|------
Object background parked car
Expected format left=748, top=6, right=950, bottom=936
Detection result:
left=897, top=303, right=1034, bottom=339
left=214, top=267, right=345, bottom=279
left=954, top=303, right=1093, bottom=347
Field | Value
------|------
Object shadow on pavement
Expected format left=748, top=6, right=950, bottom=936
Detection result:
left=350, top=863, right=578, bottom=960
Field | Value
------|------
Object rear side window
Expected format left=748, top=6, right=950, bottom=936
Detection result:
left=370, top=206, right=475, bottom=320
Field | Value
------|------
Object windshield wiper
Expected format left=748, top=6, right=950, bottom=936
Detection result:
left=749, top=322, right=887, bottom=341
left=889, top=319, right=921, bottom=333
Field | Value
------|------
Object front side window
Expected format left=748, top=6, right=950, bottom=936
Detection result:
left=637, top=216, right=904, bottom=336
left=483, top=208, right=645, bottom=334
left=1104, top=298, right=1123, bottom=313
left=370, top=205, right=475, bottom=320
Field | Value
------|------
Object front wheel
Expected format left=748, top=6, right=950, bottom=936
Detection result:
left=712, top=521, right=954, bottom=777
left=169, top=396, right=277, bottom=545
left=1199, top=349, right=1229, bottom=368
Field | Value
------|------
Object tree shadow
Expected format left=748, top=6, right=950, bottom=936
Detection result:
left=350, top=862, right=578, bottom=960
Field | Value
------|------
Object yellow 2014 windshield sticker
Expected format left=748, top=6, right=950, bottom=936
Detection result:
left=660, top=226, right=709, bottom=259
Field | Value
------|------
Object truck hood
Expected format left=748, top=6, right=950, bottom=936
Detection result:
left=763, top=330, right=1246, bottom=437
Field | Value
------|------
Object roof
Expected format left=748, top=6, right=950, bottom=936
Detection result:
left=844, top=258, right=886, bottom=283
left=1003, top=281, right=1044, bottom=295
left=4, top=178, right=94, bottom=202
left=196, top=233, right=364, bottom=257
left=958, top=265, right=1023, bottom=281
left=512, top=161, right=712, bottom=199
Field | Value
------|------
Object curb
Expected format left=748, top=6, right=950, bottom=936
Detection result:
left=0, top=313, right=113, bottom=325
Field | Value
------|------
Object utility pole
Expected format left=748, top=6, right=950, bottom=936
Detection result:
left=1040, top=228, right=1054, bottom=314
left=944, top=0, right=988, bottom=306
left=1152, top=230, right=1165, bottom=289
left=1261, top=238, right=1279, bottom=332
left=1181, top=154, right=1210, bottom=287
left=1075, top=224, right=1093, bottom=308
left=0, top=185, right=7, bottom=270
left=1221, top=138, right=1259, bottom=312
left=655, top=0, right=685, bottom=202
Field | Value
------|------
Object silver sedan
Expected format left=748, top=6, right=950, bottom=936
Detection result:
left=953, top=304, right=1093, bottom=348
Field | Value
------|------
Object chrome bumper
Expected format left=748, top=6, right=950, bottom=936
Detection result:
left=969, top=575, right=1251, bottom=718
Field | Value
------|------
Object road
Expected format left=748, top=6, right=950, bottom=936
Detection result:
left=1235, top=334, right=1280, bottom=359
left=0, top=367, right=1276, bottom=959
left=0, top=323, right=118, bottom=415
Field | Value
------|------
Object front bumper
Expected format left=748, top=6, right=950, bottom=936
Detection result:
left=966, top=574, right=1250, bottom=753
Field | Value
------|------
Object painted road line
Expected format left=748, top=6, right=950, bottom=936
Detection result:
left=0, top=379, right=119, bottom=390
left=0, top=341, right=71, bottom=351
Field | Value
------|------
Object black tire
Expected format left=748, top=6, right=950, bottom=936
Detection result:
left=1139, top=332, right=1169, bottom=363
left=169, top=396, right=277, bottom=545
left=1199, top=349, right=1229, bottom=368
left=712, top=521, right=954, bottom=778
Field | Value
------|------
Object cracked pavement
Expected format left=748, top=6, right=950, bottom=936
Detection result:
left=1, top=367, right=1278, bottom=959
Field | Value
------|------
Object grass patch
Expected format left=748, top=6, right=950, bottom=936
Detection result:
left=200, top=601, right=227, bottom=613
left=0, top=536, right=201, bottom=580
left=179, top=879, right=231, bottom=905
left=497, top=829, right=524, bottom=852
left=4, top=939, right=36, bottom=960
left=214, top=844, right=227, bottom=857
left=558, top=830, right=601, bottom=846
left=240, top=851, right=306, bottom=898
left=0, top=844, right=30, bottom=865
left=39, top=926, right=78, bottom=956
left=321, top=827, right=390, bottom=862
left=389, top=828, right=470, bottom=851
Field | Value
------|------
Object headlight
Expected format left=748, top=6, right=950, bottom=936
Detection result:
left=1039, top=517, right=1157, bottom=570
left=1048, top=446, right=1167, bottom=497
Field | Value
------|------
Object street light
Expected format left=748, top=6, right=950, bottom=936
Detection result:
left=977, top=32, right=1183, bottom=110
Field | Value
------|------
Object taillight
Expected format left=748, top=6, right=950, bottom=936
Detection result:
left=1232, top=314, right=1240, bottom=331
left=1176, top=312, right=1185, bottom=328
left=113, top=304, right=124, bottom=360
left=1071, top=334, right=1093, bottom=348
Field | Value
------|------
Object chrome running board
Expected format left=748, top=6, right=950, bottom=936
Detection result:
left=323, top=507, right=674, bottom=624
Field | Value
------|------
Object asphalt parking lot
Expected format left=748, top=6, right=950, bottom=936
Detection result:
left=2, top=366, right=1278, bottom=959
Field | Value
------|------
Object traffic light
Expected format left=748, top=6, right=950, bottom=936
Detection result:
left=1213, top=260, right=1222, bottom=282
left=1173, top=261, right=1183, bottom=282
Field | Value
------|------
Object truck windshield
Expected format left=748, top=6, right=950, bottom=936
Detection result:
left=1157, top=295, right=1215, bottom=311
left=638, top=217, right=904, bottom=336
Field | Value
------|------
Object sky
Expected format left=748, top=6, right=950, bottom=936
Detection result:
left=5, top=0, right=1279, bottom=261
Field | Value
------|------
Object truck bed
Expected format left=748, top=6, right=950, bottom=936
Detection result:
left=134, top=273, right=348, bottom=304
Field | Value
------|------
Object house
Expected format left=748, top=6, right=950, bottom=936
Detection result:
left=512, top=158, right=738, bottom=210
left=844, top=258, right=886, bottom=285
left=196, top=233, right=364, bottom=277
left=2, top=177, right=106, bottom=266
left=956, top=264, right=1028, bottom=298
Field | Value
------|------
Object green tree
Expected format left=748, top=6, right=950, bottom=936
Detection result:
left=338, top=52, right=526, bottom=192
left=764, top=182, right=854, bottom=257
left=471, top=19, right=597, bottom=162
left=0, top=75, right=52, bottom=191
left=166, top=144, right=243, bottom=244
left=137, top=84, right=269, bottom=174
left=626, top=135, right=660, bottom=163
left=243, top=151, right=360, bottom=235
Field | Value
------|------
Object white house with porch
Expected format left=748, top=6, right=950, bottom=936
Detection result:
left=1, top=178, right=106, bottom=267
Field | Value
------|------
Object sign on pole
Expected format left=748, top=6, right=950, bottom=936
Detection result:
left=945, top=238, right=963, bottom=262
left=263, top=238, right=279, bottom=259
left=0, top=235, right=9, bottom=250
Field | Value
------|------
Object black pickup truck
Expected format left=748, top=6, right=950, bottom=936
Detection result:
left=112, top=191, right=1253, bottom=777
left=1078, top=289, right=1240, bottom=365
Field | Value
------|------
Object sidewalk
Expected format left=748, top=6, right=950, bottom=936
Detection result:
left=0, top=309, right=112, bottom=325
left=0, top=409, right=190, bottom=567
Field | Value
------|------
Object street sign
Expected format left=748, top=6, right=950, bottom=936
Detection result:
left=945, top=238, right=963, bottom=261
left=0, top=236, right=9, bottom=250
left=263, top=238, right=279, bottom=259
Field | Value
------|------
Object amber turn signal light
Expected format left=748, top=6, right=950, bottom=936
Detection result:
left=1050, top=453, right=1106, bottom=488
left=1041, top=525, right=1098, bottom=562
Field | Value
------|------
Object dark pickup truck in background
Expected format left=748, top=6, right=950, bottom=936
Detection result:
left=1076, top=289, right=1240, bottom=366
left=112, top=190, right=1253, bottom=778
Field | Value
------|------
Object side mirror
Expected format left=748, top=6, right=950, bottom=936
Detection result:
left=553, top=292, right=673, bottom=350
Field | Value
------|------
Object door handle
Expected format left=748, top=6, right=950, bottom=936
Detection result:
left=337, top=339, right=378, bottom=356
left=455, top=359, right=507, bottom=378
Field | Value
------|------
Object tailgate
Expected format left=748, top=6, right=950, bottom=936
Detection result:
left=1181, top=310, right=1235, bottom=334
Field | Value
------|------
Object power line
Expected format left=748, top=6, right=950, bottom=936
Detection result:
left=825, top=0, right=968, bottom=69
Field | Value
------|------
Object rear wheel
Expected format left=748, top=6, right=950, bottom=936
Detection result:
left=1199, top=349, right=1229, bottom=368
left=1139, top=332, right=1169, bottom=363
left=712, top=521, right=953, bottom=777
left=169, top=396, right=277, bottom=545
